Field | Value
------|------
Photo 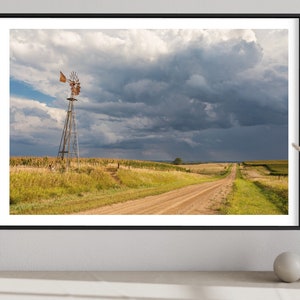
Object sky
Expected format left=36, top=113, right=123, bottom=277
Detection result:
left=10, top=28, right=288, bottom=162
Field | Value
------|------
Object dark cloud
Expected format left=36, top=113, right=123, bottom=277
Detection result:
left=10, top=29, right=289, bottom=161
left=82, top=33, right=286, bottom=134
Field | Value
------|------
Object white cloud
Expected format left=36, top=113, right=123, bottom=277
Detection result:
left=10, top=97, right=65, bottom=146
left=52, top=30, right=82, bottom=47
left=186, top=74, right=208, bottom=88
left=254, top=29, right=288, bottom=65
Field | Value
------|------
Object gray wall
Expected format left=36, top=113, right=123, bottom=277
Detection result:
left=1, top=0, right=300, bottom=271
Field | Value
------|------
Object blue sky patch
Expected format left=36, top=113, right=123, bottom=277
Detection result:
left=10, top=78, right=55, bottom=104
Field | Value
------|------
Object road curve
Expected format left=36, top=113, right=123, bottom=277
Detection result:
left=78, top=164, right=237, bottom=215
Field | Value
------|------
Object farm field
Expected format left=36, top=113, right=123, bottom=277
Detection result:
left=10, top=157, right=227, bottom=215
left=182, top=163, right=230, bottom=176
left=9, top=157, right=288, bottom=215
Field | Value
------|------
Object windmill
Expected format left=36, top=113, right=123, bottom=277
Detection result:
left=57, top=71, right=81, bottom=170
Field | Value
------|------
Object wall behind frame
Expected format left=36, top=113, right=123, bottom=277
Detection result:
left=0, top=230, right=300, bottom=270
left=1, top=0, right=300, bottom=271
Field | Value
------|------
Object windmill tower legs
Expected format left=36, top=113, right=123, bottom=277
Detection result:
left=57, top=98, right=80, bottom=170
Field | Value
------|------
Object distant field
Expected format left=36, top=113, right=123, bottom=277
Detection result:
left=182, top=163, right=230, bottom=176
left=10, top=157, right=223, bottom=215
left=243, top=160, right=288, bottom=176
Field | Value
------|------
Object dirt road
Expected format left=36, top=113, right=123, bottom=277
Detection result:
left=78, top=163, right=237, bottom=215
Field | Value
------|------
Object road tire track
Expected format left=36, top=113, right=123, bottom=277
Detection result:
left=77, top=164, right=237, bottom=215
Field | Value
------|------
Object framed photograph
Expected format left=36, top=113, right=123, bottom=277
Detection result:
left=1, top=14, right=299, bottom=229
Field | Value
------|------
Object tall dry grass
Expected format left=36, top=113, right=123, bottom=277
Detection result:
left=10, top=156, right=221, bottom=214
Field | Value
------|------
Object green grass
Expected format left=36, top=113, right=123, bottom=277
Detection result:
left=221, top=164, right=286, bottom=215
left=253, top=181, right=288, bottom=214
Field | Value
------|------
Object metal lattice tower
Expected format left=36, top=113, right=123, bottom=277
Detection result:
left=57, top=71, right=81, bottom=170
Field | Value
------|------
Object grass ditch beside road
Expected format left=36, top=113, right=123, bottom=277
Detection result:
left=221, top=161, right=288, bottom=215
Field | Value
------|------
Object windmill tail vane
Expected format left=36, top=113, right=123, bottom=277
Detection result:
left=59, top=71, right=67, bottom=83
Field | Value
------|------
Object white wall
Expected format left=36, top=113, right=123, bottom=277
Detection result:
left=1, top=0, right=300, bottom=271
left=0, top=230, right=300, bottom=271
left=0, top=0, right=299, bottom=14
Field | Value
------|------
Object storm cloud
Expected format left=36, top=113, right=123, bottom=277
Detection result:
left=10, top=28, right=288, bottom=161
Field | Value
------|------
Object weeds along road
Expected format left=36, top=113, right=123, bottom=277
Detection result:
left=79, top=164, right=237, bottom=215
